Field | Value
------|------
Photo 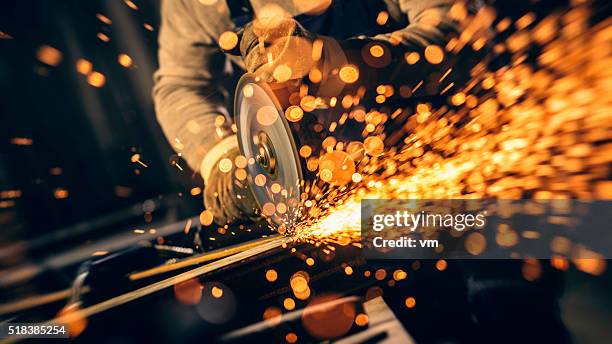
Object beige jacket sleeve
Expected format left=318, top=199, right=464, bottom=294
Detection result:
left=384, top=0, right=457, bottom=47
left=153, top=0, right=235, bottom=178
left=316, top=0, right=463, bottom=97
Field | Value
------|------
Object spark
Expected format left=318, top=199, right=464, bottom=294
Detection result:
left=37, top=45, right=63, bottom=66
left=10, top=137, right=33, bottom=146
left=183, top=218, right=193, bottom=234
left=0, top=190, right=22, bottom=198
left=118, top=53, right=133, bottom=67
left=54, top=188, right=69, bottom=199
left=97, top=33, right=110, bottom=42
left=123, top=0, right=139, bottom=10
left=87, top=71, right=106, bottom=87
left=96, top=13, right=112, bottom=25
left=405, top=297, right=416, bottom=308
left=339, top=65, right=359, bottom=83
left=440, top=82, right=455, bottom=94
left=76, top=59, right=93, bottom=75
left=130, top=153, right=148, bottom=167
left=411, top=80, right=423, bottom=92
left=376, top=11, right=389, bottom=26
left=277, top=4, right=610, bottom=276
left=265, top=269, right=278, bottom=282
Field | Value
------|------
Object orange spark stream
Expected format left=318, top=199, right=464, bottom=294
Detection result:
left=289, top=4, right=611, bottom=256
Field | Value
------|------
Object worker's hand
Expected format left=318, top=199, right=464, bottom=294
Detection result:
left=203, top=147, right=259, bottom=225
left=238, top=15, right=316, bottom=82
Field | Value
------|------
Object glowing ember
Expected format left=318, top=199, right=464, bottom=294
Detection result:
left=278, top=5, right=609, bottom=279
left=199, top=210, right=214, bottom=226
left=76, top=59, right=93, bottom=75
left=285, top=105, right=304, bottom=122
left=218, top=158, right=233, bottom=173
left=265, top=269, right=278, bottom=282
left=37, top=45, right=62, bottom=66
left=87, top=71, right=106, bottom=87
left=339, top=65, right=359, bottom=83
left=118, top=53, right=133, bottom=67
left=405, top=297, right=416, bottom=308
left=219, top=31, right=239, bottom=51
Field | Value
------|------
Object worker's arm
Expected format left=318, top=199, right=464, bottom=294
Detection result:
left=153, top=0, right=257, bottom=224
left=316, top=0, right=466, bottom=96
left=377, top=0, right=458, bottom=53
left=153, top=0, right=235, bottom=179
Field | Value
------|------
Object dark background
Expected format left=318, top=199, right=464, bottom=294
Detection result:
left=0, top=0, right=206, bottom=252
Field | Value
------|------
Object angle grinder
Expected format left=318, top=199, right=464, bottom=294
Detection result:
left=234, top=72, right=390, bottom=231
left=234, top=74, right=304, bottom=230
left=234, top=73, right=360, bottom=229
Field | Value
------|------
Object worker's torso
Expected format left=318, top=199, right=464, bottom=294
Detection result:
left=228, top=0, right=406, bottom=38
left=212, top=0, right=408, bottom=68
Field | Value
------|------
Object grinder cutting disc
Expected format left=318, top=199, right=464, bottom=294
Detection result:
left=234, top=74, right=303, bottom=229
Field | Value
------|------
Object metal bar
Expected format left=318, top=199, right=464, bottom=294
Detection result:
left=129, top=235, right=283, bottom=281
left=0, top=287, right=90, bottom=316
left=0, top=236, right=287, bottom=344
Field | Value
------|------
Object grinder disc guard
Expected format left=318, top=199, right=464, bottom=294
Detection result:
left=235, top=74, right=303, bottom=229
